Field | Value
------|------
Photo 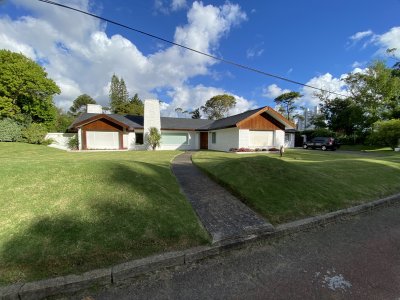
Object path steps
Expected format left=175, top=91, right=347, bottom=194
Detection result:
left=172, top=152, right=274, bottom=243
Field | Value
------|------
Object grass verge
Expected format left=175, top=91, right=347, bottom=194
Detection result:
left=192, top=149, right=400, bottom=225
left=0, top=143, right=209, bottom=284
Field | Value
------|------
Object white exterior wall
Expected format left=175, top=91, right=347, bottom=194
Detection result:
left=78, top=128, right=82, bottom=150
left=45, top=133, right=75, bottom=150
left=126, top=132, right=136, bottom=150
left=208, top=127, right=239, bottom=152
left=238, top=129, right=250, bottom=148
left=86, top=104, right=103, bottom=113
left=275, top=130, right=285, bottom=148
left=143, top=99, right=161, bottom=149
left=159, top=130, right=197, bottom=150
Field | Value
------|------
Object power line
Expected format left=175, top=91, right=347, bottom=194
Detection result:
left=37, top=0, right=347, bottom=98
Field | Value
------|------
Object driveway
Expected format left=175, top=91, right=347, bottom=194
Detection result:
left=79, top=203, right=400, bottom=300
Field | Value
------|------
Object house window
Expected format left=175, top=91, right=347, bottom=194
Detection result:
left=212, top=132, right=216, bottom=144
left=135, top=133, right=144, bottom=145
left=161, top=133, right=189, bottom=145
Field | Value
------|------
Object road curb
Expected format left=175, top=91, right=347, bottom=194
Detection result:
left=1, top=193, right=399, bottom=299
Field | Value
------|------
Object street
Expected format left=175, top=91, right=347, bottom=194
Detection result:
left=80, top=203, right=400, bottom=300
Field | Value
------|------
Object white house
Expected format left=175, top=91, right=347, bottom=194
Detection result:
left=68, top=100, right=296, bottom=151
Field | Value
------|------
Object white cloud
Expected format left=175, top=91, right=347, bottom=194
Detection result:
left=299, top=73, right=349, bottom=108
left=154, top=0, right=188, bottom=14
left=171, top=0, right=187, bottom=11
left=246, top=46, right=264, bottom=58
left=162, top=84, right=255, bottom=117
left=349, top=30, right=373, bottom=42
left=375, top=26, right=400, bottom=59
left=1, top=1, right=247, bottom=111
left=348, top=27, right=400, bottom=59
left=262, top=84, right=290, bottom=99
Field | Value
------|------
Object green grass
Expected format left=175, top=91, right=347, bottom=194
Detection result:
left=193, top=149, right=400, bottom=225
left=339, top=144, right=392, bottom=151
left=0, top=143, right=209, bottom=284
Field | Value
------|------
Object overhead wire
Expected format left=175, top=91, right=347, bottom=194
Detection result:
left=37, top=0, right=347, bottom=98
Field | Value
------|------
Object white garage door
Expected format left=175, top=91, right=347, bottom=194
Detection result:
left=249, top=131, right=274, bottom=147
left=86, top=131, right=120, bottom=150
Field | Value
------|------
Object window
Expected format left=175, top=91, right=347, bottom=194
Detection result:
left=212, top=132, right=216, bottom=144
left=161, top=133, right=189, bottom=145
left=135, top=132, right=144, bottom=145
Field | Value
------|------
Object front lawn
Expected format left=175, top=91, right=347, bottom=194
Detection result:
left=193, top=150, right=400, bottom=225
left=0, top=143, right=209, bottom=284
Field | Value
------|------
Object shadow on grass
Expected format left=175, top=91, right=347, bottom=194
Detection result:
left=0, top=161, right=208, bottom=284
left=193, top=153, right=400, bottom=225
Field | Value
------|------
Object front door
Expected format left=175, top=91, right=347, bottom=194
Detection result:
left=200, top=132, right=208, bottom=149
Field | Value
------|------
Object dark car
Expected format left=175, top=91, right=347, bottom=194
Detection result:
left=303, top=137, right=340, bottom=151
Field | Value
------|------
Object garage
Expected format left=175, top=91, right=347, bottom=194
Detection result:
left=249, top=131, right=273, bottom=147
left=86, top=131, right=120, bottom=150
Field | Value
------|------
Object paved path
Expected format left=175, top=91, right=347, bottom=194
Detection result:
left=79, top=203, right=400, bottom=300
left=171, top=152, right=273, bottom=243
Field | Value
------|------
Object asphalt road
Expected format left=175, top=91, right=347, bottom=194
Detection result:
left=79, top=203, right=400, bottom=300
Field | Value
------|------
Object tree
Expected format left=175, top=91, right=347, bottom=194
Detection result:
left=320, top=97, right=365, bottom=136
left=53, top=108, right=75, bottom=132
left=127, top=93, right=144, bottom=115
left=0, top=49, right=60, bottom=126
left=274, top=91, right=302, bottom=120
left=201, top=94, right=236, bottom=120
left=147, top=127, right=161, bottom=150
left=69, top=94, right=96, bottom=116
left=190, top=108, right=201, bottom=119
left=369, top=119, right=400, bottom=150
left=109, top=74, right=129, bottom=114
left=344, top=61, right=400, bottom=122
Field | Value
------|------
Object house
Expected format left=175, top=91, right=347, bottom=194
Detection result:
left=68, top=100, right=296, bottom=151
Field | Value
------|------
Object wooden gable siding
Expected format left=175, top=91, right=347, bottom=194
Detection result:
left=237, top=112, right=285, bottom=130
left=82, top=118, right=123, bottom=131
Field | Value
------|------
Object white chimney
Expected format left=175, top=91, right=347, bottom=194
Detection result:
left=86, top=104, right=103, bottom=114
left=143, top=99, right=161, bottom=136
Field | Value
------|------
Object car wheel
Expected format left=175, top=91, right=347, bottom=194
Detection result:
left=303, top=144, right=308, bottom=149
left=321, top=145, right=327, bottom=151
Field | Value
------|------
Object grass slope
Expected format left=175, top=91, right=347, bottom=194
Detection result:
left=0, top=143, right=208, bottom=284
left=193, top=150, right=400, bottom=225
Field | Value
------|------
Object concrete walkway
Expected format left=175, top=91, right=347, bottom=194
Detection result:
left=171, top=152, right=273, bottom=243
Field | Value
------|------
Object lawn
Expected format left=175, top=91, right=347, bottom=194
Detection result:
left=339, top=144, right=393, bottom=151
left=193, top=149, right=400, bottom=225
left=0, top=143, right=209, bottom=284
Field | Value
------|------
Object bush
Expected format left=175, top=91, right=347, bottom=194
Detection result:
left=147, top=127, right=161, bottom=150
left=0, top=119, right=23, bottom=142
left=22, top=123, right=48, bottom=144
left=67, top=134, right=79, bottom=150
left=368, top=119, right=400, bottom=150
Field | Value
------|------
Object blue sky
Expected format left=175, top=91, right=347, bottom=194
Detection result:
left=1, top=0, right=399, bottom=116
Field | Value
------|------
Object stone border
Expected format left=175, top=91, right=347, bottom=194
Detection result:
left=1, top=193, right=399, bottom=299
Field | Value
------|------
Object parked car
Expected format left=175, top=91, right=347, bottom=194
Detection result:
left=303, top=137, right=340, bottom=151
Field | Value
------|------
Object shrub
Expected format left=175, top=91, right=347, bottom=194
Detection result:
left=368, top=119, right=400, bottom=150
left=67, top=134, right=79, bottom=150
left=0, top=118, right=23, bottom=142
left=147, top=127, right=161, bottom=150
left=22, top=123, right=48, bottom=144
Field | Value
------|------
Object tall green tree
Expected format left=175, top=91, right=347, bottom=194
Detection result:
left=109, top=74, right=129, bottom=114
left=127, top=93, right=144, bottom=115
left=0, top=50, right=60, bottom=126
left=201, top=94, right=236, bottom=120
left=320, top=97, right=365, bottom=136
left=274, top=91, right=302, bottom=120
left=69, top=94, right=96, bottom=116
left=344, top=61, right=400, bottom=122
